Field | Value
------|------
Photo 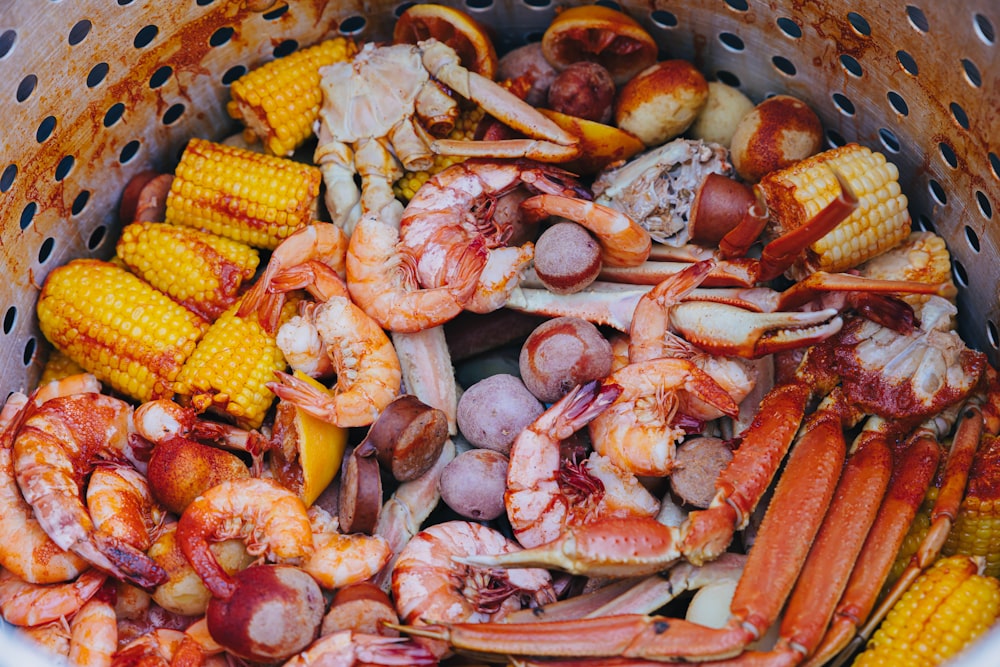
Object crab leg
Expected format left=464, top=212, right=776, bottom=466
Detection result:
left=760, top=415, right=895, bottom=664
left=419, top=40, right=580, bottom=161
left=415, top=390, right=858, bottom=661
left=805, top=424, right=943, bottom=667
left=601, top=258, right=760, bottom=287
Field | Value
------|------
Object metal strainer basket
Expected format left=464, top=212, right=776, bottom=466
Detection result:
left=0, top=0, right=998, bottom=664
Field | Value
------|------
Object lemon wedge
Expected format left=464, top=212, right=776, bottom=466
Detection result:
left=290, top=372, right=348, bottom=506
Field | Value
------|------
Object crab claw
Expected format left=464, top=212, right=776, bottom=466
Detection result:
left=454, top=516, right=682, bottom=578
left=669, top=302, right=843, bottom=358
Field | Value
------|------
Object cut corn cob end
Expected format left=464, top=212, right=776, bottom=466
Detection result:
left=857, top=231, right=957, bottom=310
left=393, top=106, right=485, bottom=202
left=757, top=143, right=911, bottom=281
left=165, top=138, right=321, bottom=250
left=37, top=259, right=207, bottom=403
left=116, top=221, right=260, bottom=321
left=228, top=37, right=359, bottom=157
left=854, top=555, right=1000, bottom=666
left=174, top=296, right=299, bottom=429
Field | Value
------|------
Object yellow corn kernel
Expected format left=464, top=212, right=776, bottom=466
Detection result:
left=174, top=296, right=297, bottom=429
left=854, top=555, right=1000, bottom=667
left=944, top=433, right=1000, bottom=578
left=38, top=347, right=87, bottom=386
left=228, top=37, right=358, bottom=157
left=37, top=259, right=207, bottom=402
left=857, top=231, right=956, bottom=310
left=165, top=138, right=321, bottom=250
left=393, top=106, right=485, bottom=202
left=757, top=143, right=912, bottom=280
left=117, top=221, right=260, bottom=321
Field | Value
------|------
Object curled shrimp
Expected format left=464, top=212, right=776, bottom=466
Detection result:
left=175, top=477, right=313, bottom=599
left=0, top=392, right=88, bottom=584
left=113, top=625, right=228, bottom=667
left=588, top=358, right=740, bottom=477
left=133, top=398, right=268, bottom=474
left=398, top=158, right=585, bottom=314
left=300, top=506, right=392, bottom=590
left=392, top=520, right=554, bottom=658
left=238, top=222, right=349, bottom=334
left=505, top=381, right=660, bottom=550
left=21, top=621, right=71, bottom=661
left=346, top=211, right=487, bottom=332
left=519, top=193, right=652, bottom=267
left=68, top=596, right=117, bottom=667
left=11, top=393, right=166, bottom=588
left=0, top=568, right=107, bottom=627
left=282, top=629, right=438, bottom=667
left=86, top=464, right=164, bottom=552
left=628, top=260, right=758, bottom=419
left=268, top=294, right=402, bottom=428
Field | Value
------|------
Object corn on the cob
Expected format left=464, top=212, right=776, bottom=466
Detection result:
left=857, top=231, right=956, bottom=311
left=37, top=259, right=208, bottom=402
left=174, top=296, right=298, bottom=429
left=944, top=433, right=1000, bottom=577
left=853, top=555, right=1000, bottom=666
left=38, top=347, right=87, bottom=386
left=165, top=138, right=321, bottom=250
left=393, top=105, right=485, bottom=202
left=116, top=221, right=260, bottom=321
left=227, top=37, right=358, bottom=157
left=757, top=143, right=911, bottom=281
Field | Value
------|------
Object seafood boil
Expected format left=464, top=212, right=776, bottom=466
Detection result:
left=3, top=3, right=999, bottom=667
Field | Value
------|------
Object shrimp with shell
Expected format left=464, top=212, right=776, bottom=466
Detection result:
left=504, top=380, right=660, bottom=550
left=11, top=392, right=166, bottom=589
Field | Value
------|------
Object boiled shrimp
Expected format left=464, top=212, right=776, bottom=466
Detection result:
left=399, top=158, right=587, bottom=314
left=113, top=626, right=228, bottom=667
left=238, top=222, right=349, bottom=334
left=86, top=464, right=164, bottom=552
left=346, top=211, right=488, bottom=332
left=268, top=294, right=401, bottom=427
left=133, top=398, right=267, bottom=474
left=281, top=629, right=438, bottom=667
left=68, top=596, right=117, bottom=667
left=505, top=380, right=660, bottom=550
left=588, top=358, right=740, bottom=477
left=21, top=621, right=71, bottom=661
left=0, top=568, right=107, bottom=627
left=175, top=477, right=313, bottom=599
left=300, top=506, right=392, bottom=590
left=0, top=392, right=88, bottom=583
left=392, top=520, right=554, bottom=658
left=629, top=260, right=758, bottom=419
left=519, top=193, right=651, bottom=267
left=11, top=393, right=166, bottom=589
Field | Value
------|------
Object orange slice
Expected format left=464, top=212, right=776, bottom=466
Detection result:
left=541, top=5, right=659, bottom=86
left=538, top=108, right=645, bottom=174
left=291, top=372, right=348, bottom=506
left=393, top=3, right=499, bottom=79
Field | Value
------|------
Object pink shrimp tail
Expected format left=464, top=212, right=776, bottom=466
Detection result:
left=355, top=635, right=439, bottom=665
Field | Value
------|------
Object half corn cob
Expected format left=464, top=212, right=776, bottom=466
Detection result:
left=857, top=231, right=957, bottom=312
left=37, top=259, right=208, bottom=402
left=174, top=296, right=298, bottom=429
left=890, top=433, right=1000, bottom=582
left=227, top=37, right=359, bottom=157
left=944, top=433, right=1000, bottom=577
left=757, top=143, right=911, bottom=281
left=853, top=555, right=1000, bottom=666
left=116, top=221, right=260, bottom=321
left=165, top=138, right=322, bottom=250
left=393, top=105, right=485, bottom=202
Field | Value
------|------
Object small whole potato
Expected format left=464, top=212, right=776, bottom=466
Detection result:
left=457, top=374, right=544, bottom=455
left=146, top=437, right=249, bottom=515
left=689, top=81, right=756, bottom=148
left=615, top=60, right=709, bottom=146
left=533, top=221, right=602, bottom=294
left=547, top=61, right=616, bottom=124
left=519, top=317, right=613, bottom=403
left=439, top=449, right=510, bottom=521
left=206, top=564, right=324, bottom=663
left=729, top=94, right=823, bottom=182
